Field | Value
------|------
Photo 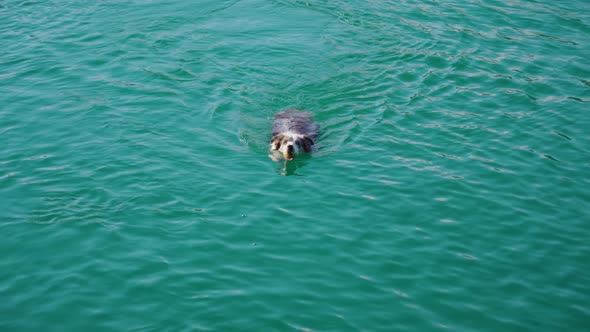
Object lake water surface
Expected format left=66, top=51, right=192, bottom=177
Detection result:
left=1, top=0, right=589, bottom=331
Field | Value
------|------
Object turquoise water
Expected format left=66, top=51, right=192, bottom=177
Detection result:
left=1, top=0, right=589, bottom=330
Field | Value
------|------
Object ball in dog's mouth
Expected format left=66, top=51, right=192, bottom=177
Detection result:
left=285, top=146, right=295, bottom=160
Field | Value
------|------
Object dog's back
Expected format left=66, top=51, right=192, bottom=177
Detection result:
left=272, top=109, right=319, bottom=140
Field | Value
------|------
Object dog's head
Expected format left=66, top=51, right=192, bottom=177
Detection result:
left=270, top=134, right=314, bottom=160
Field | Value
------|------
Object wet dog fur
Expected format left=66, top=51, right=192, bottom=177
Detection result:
left=269, top=109, right=319, bottom=161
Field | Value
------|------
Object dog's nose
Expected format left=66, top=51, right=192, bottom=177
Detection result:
left=285, top=145, right=294, bottom=160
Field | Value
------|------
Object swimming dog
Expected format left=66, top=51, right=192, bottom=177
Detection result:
left=270, top=109, right=319, bottom=161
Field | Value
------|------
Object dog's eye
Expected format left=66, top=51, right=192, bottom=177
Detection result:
left=295, top=140, right=301, bottom=148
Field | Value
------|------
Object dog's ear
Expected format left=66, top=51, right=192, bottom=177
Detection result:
left=301, top=136, right=314, bottom=152
left=270, top=135, right=284, bottom=150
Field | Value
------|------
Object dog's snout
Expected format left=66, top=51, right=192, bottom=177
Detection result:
left=287, top=145, right=294, bottom=153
